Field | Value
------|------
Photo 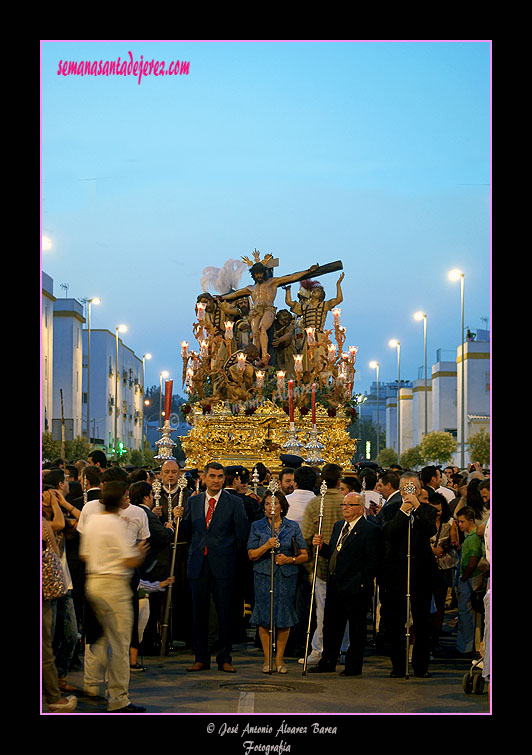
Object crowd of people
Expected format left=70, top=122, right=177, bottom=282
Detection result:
left=42, top=449, right=490, bottom=713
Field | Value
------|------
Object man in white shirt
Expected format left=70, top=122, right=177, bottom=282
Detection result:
left=80, top=479, right=148, bottom=712
left=421, top=465, right=455, bottom=504
left=285, top=466, right=318, bottom=523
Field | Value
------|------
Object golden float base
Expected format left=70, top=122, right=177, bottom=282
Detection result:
left=179, top=399, right=358, bottom=472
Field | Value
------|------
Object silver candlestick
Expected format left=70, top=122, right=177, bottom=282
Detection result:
left=304, top=424, right=324, bottom=464
left=283, top=421, right=303, bottom=456
left=154, top=419, right=177, bottom=463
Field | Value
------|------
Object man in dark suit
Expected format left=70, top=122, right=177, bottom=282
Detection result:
left=308, top=492, right=382, bottom=676
left=381, top=473, right=438, bottom=678
left=372, top=471, right=402, bottom=525
left=174, top=461, right=249, bottom=673
left=129, top=480, right=175, bottom=581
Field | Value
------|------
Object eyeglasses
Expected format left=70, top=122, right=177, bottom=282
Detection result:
left=341, top=503, right=362, bottom=507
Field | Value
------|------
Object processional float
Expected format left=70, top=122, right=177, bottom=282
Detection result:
left=153, top=250, right=362, bottom=660
left=174, top=250, right=360, bottom=471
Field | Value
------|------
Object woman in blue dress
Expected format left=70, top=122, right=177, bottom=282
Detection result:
left=247, top=490, right=308, bottom=673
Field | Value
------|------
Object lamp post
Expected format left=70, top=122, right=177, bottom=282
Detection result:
left=414, top=312, right=428, bottom=438
left=448, top=269, right=465, bottom=468
left=369, top=361, right=380, bottom=458
left=141, top=354, right=152, bottom=453
left=389, top=340, right=401, bottom=463
left=86, top=297, right=101, bottom=442
left=114, top=324, right=127, bottom=461
left=159, top=371, right=169, bottom=425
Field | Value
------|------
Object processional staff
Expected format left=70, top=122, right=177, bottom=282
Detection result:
left=303, top=479, right=327, bottom=676
left=402, top=480, right=417, bottom=680
left=159, top=474, right=188, bottom=663
left=267, top=477, right=280, bottom=674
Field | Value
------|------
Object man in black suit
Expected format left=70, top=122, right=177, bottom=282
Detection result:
left=381, top=473, right=438, bottom=678
left=308, top=492, right=382, bottom=676
left=373, top=471, right=402, bottom=525
left=129, top=481, right=175, bottom=581
left=174, top=461, right=249, bottom=673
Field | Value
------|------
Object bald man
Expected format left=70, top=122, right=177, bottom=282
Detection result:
left=155, top=461, right=190, bottom=523
left=309, top=493, right=382, bottom=676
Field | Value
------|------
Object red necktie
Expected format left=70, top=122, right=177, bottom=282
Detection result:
left=205, top=497, right=215, bottom=554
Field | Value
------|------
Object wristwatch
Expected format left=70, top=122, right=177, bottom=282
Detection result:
left=292, top=557, right=295, bottom=564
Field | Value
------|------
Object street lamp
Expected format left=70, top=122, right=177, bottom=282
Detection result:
left=448, top=269, right=465, bottom=468
left=414, top=311, right=428, bottom=438
left=369, top=361, right=380, bottom=458
left=141, top=354, right=152, bottom=453
left=86, top=297, right=101, bottom=442
left=159, top=370, right=169, bottom=425
left=115, top=324, right=127, bottom=461
left=388, top=339, right=401, bottom=462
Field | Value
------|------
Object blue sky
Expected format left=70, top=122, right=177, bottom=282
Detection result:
left=41, top=40, right=490, bottom=397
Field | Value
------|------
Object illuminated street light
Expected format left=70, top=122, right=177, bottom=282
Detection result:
left=369, top=361, right=380, bottom=457
left=414, top=312, right=428, bottom=437
left=388, top=339, right=401, bottom=461
left=448, top=269, right=465, bottom=467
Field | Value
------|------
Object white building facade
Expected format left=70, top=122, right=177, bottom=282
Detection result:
left=52, top=298, right=86, bottom=441
left=457, top=335, right=490, bottom=466
left=82, top=329, right=144, bottom=456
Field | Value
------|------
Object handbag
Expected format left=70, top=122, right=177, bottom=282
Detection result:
left=42, top=522, right=68, bottom=601
left=291, top=537, right=301, bottom=557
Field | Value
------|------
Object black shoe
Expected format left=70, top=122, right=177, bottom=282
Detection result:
left=109, top=703, right=146, bottom=713
left=308, top=664, right=336, bottom=674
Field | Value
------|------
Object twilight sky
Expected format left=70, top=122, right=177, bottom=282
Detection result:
left=41, top=40, right=491, bottom=397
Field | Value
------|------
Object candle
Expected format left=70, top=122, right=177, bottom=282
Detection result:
left=305, top=327, right=315, bottom=345
left=293, top=354, right=303, bottom=374
left=312, top=382, right=316, bottom=424
left=332, top=308, right=341, bottom=326
left=200, top=340, right=208, bottom=358
left=256, top=370, right=264, bottom=389
left=349, top=345, right=359, bottom=362
left=225, top=321, right=234, bottom=340
left=277, top=370, right=285, bottom=393
left=164, top=380, right=173, bottom=420
left=196, top=301, right=206, bottom=321
left=180, top=341, right=189, bottom=358
left=237, top=353, right=246, bottom=372
left=328, top=344, right=337, bottom=362
left=288, top=380, right=294, bottom=422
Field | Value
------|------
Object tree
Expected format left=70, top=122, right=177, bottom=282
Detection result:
left=467, top=427, right=490, bottom=467
left=65, top=435, right=92, bottom=462
left=378, top=447, right=398, bottom=467
left=42, top=433, right=93, bottom=463
left=42, top=432, right=62, bottom=462
left=420, top=431, right=457, bottom=465
left=400, top=445, right=423, bottom=470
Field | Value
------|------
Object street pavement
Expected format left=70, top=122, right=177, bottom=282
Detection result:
left=58, top=607, right=490, bottom=720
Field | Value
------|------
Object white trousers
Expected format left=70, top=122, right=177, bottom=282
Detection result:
left=85, top=575, right=133, bottom=711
